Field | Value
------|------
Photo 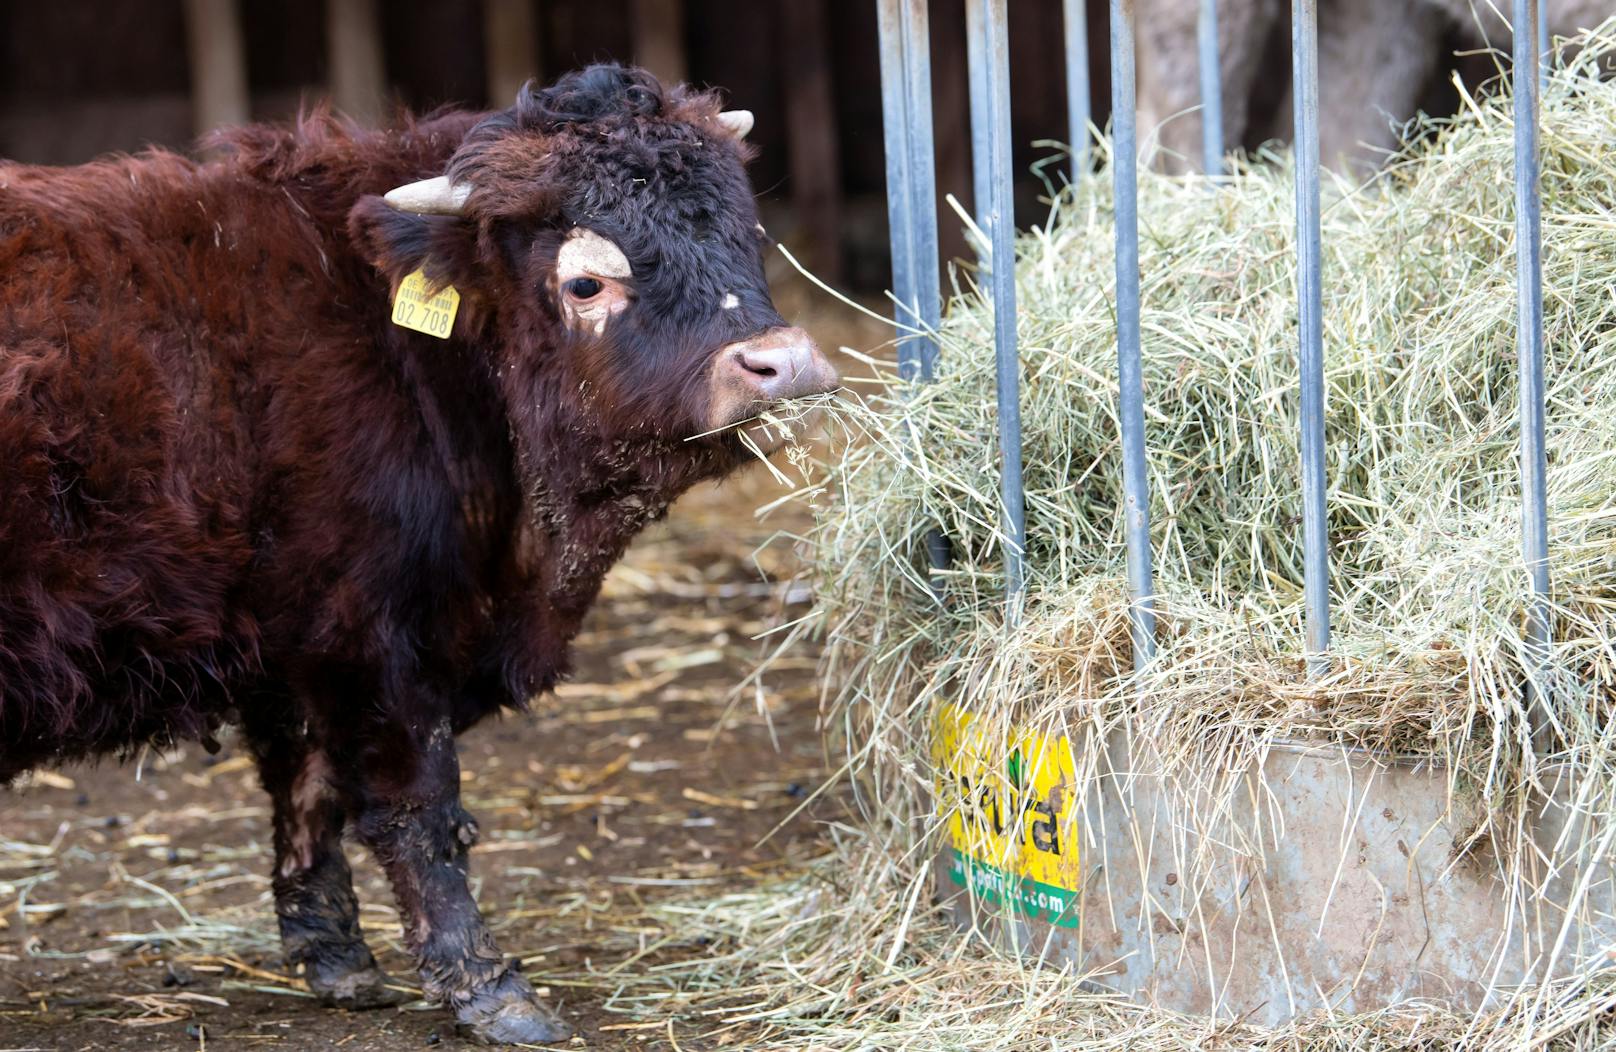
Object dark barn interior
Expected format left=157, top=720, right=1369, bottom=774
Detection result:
left=0, top=0, right=1112, bottom=293
left=0, top=1, right=1500, bottom=292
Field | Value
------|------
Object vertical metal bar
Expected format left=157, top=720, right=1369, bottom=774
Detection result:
left=901, top=1, right=942, bottom=374
left=1537, top=0, right=1549, bottom=90
left=327, top=0, right=388, bottom=126
left=898, top=2, right=950, bottom=581
left=969, top=0, right=1026, bottom=604
left=878, top=1, right=941, bottom=380
left=630, top=0, right=689, bottom=85
left=966, top=0, right=993, bottom=245
left=484, top=0, right=541, bottom=105
left=1514, top=0, right=1552, bottom=744
left=182, top=0, right=250, bottom=139
left=879, top=0, right=950, bottom=593
left=1063, top=0, right=1092, bottom=178
left=1292, top=0, right=1330, bottom=675
left=1197, top=0, right=1224, bottom=178
left=1109, top=0, right=1157, bottom=670
left=878, top=0, right=919, bottom=378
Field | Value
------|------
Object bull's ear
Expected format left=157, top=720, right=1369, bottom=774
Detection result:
left=348, top=196, right=481, bottom=291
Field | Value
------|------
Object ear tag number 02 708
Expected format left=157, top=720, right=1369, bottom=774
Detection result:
left=392, top=269, right=460, bottom=339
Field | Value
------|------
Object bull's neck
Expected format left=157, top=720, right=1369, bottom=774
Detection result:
left=485, top=434, right=690, bottom=703
left=521, top=425, right=695, bottom=621
left=252, top=112, right=485, bottom=236
left=485, top=320, right=729, bottom=627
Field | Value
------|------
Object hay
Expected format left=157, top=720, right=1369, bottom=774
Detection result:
left=657, top=26, right=1616, bottom=1050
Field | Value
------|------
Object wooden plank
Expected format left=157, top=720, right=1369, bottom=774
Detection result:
left=779, top=0, right=843, bottom=284
left=630, top=0, right=686, bottom=85
left=182, top=0, right=250, bottom=140
left=485, top=0, right=540, bottom=107
left=327, top=0, right=387, bottom=125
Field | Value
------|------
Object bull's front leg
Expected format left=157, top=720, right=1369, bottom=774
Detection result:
left=353, top=717, right=570, bottom=1045
left=247, top=721, right=400, bottom=1008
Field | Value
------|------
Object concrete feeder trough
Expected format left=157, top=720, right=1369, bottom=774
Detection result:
left=934, top=718, right=1616, bottom=1025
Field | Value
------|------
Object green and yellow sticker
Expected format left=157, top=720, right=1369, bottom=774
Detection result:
left=932, top=706, right=1082, bottom=928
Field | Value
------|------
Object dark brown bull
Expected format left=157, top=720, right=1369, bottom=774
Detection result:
left=0, top=65, right=836, bottom=1043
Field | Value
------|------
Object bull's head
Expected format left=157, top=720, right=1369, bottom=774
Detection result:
left=353, top=65, right=836, bottom=472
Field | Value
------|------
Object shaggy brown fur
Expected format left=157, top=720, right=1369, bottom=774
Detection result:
left=0, top=65, right=832, bottom=1043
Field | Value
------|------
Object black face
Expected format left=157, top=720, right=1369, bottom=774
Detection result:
left=451, top=66, right=807, bottom=443
left=540, top=153, right=786, bottom=436
left=357, top=65, right=837, bottom=453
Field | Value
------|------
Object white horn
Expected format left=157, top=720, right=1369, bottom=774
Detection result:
left=383, top=176, right=473, bottom=216
left=717, top=109, right=753, bottom=140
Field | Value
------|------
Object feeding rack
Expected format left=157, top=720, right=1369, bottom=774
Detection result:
left=874, top=0, right=1615, bottom=1022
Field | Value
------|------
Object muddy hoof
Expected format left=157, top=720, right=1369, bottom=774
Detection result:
left=457, top=998, right=572, bottom=1045
left=310, top=963, right=406, bottom=1010
left=454, top=973, right=572, bottom=1045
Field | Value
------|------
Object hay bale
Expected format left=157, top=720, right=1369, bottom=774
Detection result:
left=813, top=31, right=1616, bottom=810
left=734, top=25, right=1616, bottom=1051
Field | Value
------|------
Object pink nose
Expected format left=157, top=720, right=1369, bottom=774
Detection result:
left=722, top=328, right=838, bottom=402
left=707, top=327, right=838, bottom=431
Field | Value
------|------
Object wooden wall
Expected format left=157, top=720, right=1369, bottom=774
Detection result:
left=0, top=1, right=1107, bottom=290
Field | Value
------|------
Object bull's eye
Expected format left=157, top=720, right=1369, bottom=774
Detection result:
left=566, top=277, right=603, bottom=300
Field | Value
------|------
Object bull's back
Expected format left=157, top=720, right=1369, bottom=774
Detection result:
left=0, top=155, right=266, bottom=775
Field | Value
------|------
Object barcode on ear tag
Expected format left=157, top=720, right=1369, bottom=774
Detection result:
left=392, top=269, right=460, bottom=339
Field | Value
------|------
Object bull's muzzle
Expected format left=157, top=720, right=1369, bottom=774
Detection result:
left=707, top=327, right=838, bottom=432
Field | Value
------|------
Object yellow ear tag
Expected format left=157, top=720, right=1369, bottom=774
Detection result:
left=391, top=269, right=460, bottom=339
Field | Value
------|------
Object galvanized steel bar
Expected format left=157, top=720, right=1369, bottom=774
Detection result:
left=876, top=0, right=941, bottom=382
left=969, top=0, right=1026, bottom=604
left=1109, top=0, right=1157, bottom=670
left=901, top=1, right=942, bottom=369
left=1063, top=0, right=1092, bottom=177
left=878, top=0, right=949, bottom=594
left=1292, top=0, right=1330, bottom=675
left=1537, top=0, right=1549, bottom=89
left=877, top=2, right=916, bottom=360
left=965, top=0, right=993, bottom=241
left=1514, top=0, right=1553, bottom=742
left=1197, top=0, right=1224, bottom=177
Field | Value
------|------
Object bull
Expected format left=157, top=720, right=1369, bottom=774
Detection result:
left=1137, top=0, right=1607, bottom=175
left=0, top=65, right=836, bottom=1043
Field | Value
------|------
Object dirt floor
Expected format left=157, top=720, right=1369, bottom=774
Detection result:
left=0, top=285, right=886, bottom=1051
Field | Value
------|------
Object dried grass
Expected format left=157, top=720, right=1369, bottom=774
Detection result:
left=9, top=35, right=1616, bottom=1050
left=645, top=26, right=1616, bottom=1051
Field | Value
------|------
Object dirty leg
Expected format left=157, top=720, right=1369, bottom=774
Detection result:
left=356, top=720, right=570, bottom=1044
left=252, top=730, right=398, bottom=1008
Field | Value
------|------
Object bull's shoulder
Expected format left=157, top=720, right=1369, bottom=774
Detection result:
left=0, top=152, right=227, bottom=338
left=0, top=151, right=202, bottom=233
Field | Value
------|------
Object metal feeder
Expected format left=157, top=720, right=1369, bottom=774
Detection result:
left=875, top=0, right=1610, bottom=1022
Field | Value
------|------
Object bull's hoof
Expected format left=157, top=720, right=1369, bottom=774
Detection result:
left=453, top=972, right=572, bottom=1046
left=457, top=998, right=572, bottom=1045
left=309, top=962, right=407, bottom=1010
